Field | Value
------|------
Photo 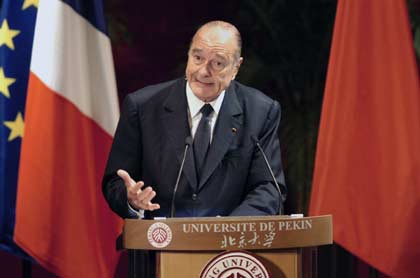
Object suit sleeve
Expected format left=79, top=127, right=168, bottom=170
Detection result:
left=229, top=100, right=287, bottom=216
left=102, top=95, right=142, bottom=219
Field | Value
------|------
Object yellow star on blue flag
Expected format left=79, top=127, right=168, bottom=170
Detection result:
left=22, top=0, right=39, bottom=10
left=0, top=19, right=20, bottom=50
left=4, top=112, right=24, bottom=141
left=0, top=67, right=16, bottom=98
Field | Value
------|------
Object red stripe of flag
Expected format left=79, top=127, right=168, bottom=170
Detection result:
left=15, top=72, right=122, bottom=277
left=309, top=0, right=420, bottom=277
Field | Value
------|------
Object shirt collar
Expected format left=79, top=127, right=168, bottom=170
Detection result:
left=186, top=82, right=225, bottom=118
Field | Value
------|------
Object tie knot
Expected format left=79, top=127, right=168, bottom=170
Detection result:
left=200, top=104, right=213, bottom=117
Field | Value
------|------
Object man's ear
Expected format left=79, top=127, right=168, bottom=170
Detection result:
left=236, top=57, right=243, bottom=70
left=232, top=57, right=243, bottom=80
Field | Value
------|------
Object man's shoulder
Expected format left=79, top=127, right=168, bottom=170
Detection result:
left=126, top=78, right=184, bottom=105
left=231, top=80, right=277, bottom=107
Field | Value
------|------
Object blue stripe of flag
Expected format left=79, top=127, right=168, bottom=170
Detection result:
left=60, top=0, right=108, bottom=36
left=0, top=0, right=37, bottom=259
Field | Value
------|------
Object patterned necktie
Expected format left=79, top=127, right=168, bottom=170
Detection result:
left=193, top=104, right=213, bottom=180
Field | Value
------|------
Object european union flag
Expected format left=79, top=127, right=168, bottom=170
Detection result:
left=0, top=0, right=37, bottom=257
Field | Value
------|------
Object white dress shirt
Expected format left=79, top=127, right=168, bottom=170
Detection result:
left=186, top=82, right=225, bottom=142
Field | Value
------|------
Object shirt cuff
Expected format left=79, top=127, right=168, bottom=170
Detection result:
left=127, top=201, right=144, bottom=219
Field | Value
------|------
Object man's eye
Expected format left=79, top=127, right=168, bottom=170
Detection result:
left=193, top=55, right=202, bottom=62
left=212, top=60, right=225, bottom=70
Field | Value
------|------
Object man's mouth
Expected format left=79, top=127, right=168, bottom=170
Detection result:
left=196, top=79, right=214, bottom=87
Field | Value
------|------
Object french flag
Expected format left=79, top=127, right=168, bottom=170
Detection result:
left=14, top=0, right=122, bottom=277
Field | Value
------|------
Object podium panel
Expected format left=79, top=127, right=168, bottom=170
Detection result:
left=123, top=215, right=332, bottom=278
left=158, top=250, right=300, bottom=278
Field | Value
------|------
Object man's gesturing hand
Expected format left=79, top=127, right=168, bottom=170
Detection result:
left=117, top=169, right=160, bottom=211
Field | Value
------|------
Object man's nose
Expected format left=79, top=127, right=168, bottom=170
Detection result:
left=197, top=62, right=211, bottom=76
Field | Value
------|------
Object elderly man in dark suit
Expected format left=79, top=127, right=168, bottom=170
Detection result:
left=102, top=20, right=286, bottom=219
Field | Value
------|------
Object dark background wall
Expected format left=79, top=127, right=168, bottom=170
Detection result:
left=1, top=0, right=420, bottom=277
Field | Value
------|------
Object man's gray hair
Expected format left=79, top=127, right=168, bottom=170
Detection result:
left=193, top=20, right=242, bottom=63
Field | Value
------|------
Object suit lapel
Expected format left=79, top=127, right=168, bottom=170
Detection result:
left=161, top=79, right=198, bottom=189
left=198, top=83, right=243, bottom=190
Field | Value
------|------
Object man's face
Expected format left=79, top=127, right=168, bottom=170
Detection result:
left=186, top=27, right=243, bottom=102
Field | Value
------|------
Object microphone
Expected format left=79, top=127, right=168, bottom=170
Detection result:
left=251, top=135, right=283, bottom=214
left=170, top=136, right=192, bottom=217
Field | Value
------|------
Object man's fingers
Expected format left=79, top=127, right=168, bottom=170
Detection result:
left=147, top=203, right=160, bottom=211
left=138, top=189, right=160, bottom=211
left=118, top=170, right=146, bottom=196
left=141, top=190, right=156, bottom=204
left=143, top=201, right=160, bottom=211
left=127, top=182, right=145, bottom=206
left=134, top=181, right=146, bottom=190
left=117, top=170, right=161, bottom=212
left=129, top=181, right=144, bottom=194
left=129, top=187, right=156, bottom=208
left=117, top=169, right=135, bottom=187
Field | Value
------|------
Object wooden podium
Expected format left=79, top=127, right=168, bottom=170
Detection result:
left=123, top=215, right=332, bottom=278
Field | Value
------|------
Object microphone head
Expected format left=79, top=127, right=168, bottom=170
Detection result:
left=185, top=136, right=193, bottom=146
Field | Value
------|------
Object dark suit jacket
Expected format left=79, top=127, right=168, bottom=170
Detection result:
left=102, top=78, right=286, bottom=219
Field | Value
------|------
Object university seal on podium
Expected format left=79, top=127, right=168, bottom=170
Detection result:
left=200, top=250, right=270, bottom=278
left=147, top=222, right=172, bottom=248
